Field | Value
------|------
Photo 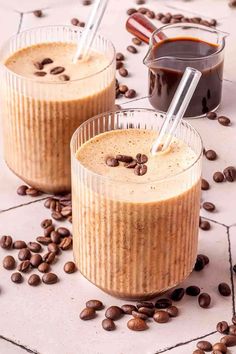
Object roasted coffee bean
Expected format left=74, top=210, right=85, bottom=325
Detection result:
left=80, top=307, right=96, bottom=320
left=136, top=153, right=148, bottom=164
left=198, top=293, right=211, bottom=308
left=137, top=7, right=148, bottom=14
left=210, top=19, right=217, bottom=26
left=106, top=157, right=119, bottom=167
left=116, top=52, right=125, bottom=61
left=50, top=231, right=61, bottom=244
left=156, top=12, right=164, bottom=20
left=212, top=342, right=227, bottom=353
left=125, top=160, right=137, bottom=169
left=216, top=321, right=229, bottom=334
left=61, top=206, right=72, bottom=217
left=57, top=227, right=70, bottom=237
left=229, top=325, right=236, bottom=336
left=199, top=220, right=211, bottom=231
left=132, top=310, right=148, bottom=320
left=67, top=216, right=72, bottom=223
left=50, top=66, right=65, bottom=75
left=51, top=211, right=63, bottom=220
left=42, top=272, right=58, bottom=284
left=105, top=306, right=123, bottom=321
left=119, top=85, right=128, bottom=94
left=136, top=302, right=154, bottom=309
left=223, top=166, right=236, bottom=182
left=38, top=262, right=50, bottom=273
left=3, top=255, right=15, bottom=270
left=193, top=350, right=204, bottom=354
left=134, top=164, right=147, bottom=176
left=28, top=242, right=41, bottom=253
left=138, top=307, right=154, bottom=317
left=102, top=318, right=116, bottom=331
left=116, top=61, right=123, bottom=70
left=86, top=299, right=103, bottom=310
left=213, top=171, right=224, bottom=183
left=121, top=304, right=137, bottom=314
left=197, top=340, right=212, bottom=351
left=153, top=310, right=169, bottom=323
left=146, top=10, right=155, bottom=19
left=203, top=202, right=215, bottom=212
left=18, top=260, right=31, bottom=273
left=127, top=8, right=137, bottom=16
left=198, top=254, right=209, bottom=265
left=119, top=67, right=128, bottom=77
left=41, top=58, right=53, bottom=65
left=41, top=219, right=52, bottom=229
left=17, top=185, right=28, bottom=195
left=125, top=89, right=136, bottom=98
left=218, top=116, right=231, bottom=126
left=136, top=0, right=145, bottom=4
left=206, top=111, right=217, bottom=120
left=116, top=155, right=133, bottom=163
left=232, top=315, right=236, bottom=325
left=201, top=178, right=210, bottom=190
left=186, top=285, right=201, bottom=296
left=64, top=261, right=77, bottom=274
left=155, top=298, right=172, bottom=309
left=34, top=61, right=43, bottom=70
left=60, top=237, right=72, bottom=250
left=36, top=236, right=51, bottom=245
left=48, top=243, right=60, bottom=254
left=166, top=306, right=179, bottom=317
left=30, top=254, right=42, bottom=268
left=161, top=16, right=171, bottom=24
left=18, top=248, right=31, bottom=261
left=194, top=255, right=205, bottom=271
left=44, top=225, right=54, bottom=237
left=83, top=0, right=92, bottom=5
left=229, top=0, right=236, bottom=7
left=28, top=274, right=41, bottom=286
left=71, top=17, right=79, bottom=26
left=218, top=282, right=231, bottom=297
left=26, top=187, right=40, bottom=196
left=132, top=37, right=142, bottom=46
left=127, top=318, right=148, bottom=331
left=170, top=287, right=185, bottom=301
left=11, top=272, right=23, bottom=283
left=79, top=22, right=85, bottom=27
left=44, top=197, right=53, bottom=208
left=205, top=149, right=217, bottom=160
left=221, top=335, right=236, bottom=347
left=33, top=10, right=43, bottom=17
left=34, top=71, right=47, bottom=77
left=13, top=240, right=27, bottom=250
left=42, top=252, right=56, bottom=264
left=0, top=235, right=13, bottom=249
left=59, top=74, right=70, bottom=81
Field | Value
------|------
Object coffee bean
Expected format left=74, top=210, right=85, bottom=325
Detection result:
left=3, top=255, right=16, bottom=270
left=170, top=287, right=185, bottom=301
left=119, top=67, right=128, bottom=77
left=146, top=10, right=155, bottom=19
left=59, top=74, right=70, bottom=81
left=106, top=157, right=119, bottom=167
left=161, top=16, right=171, bottom=24
left=83, top=0, right=92, bottom=5
left=232, top=315, right=236, bottom=325
left=79, top=22, right=85, bottom=27
left=193, top=350, right=204, bottom=354
left=197, top=340, right=212, bottom=351
left=64, top=261, right=77, bottom=274
left=216, top=321, right=229, bottom=334
left=132, top=37, right=142, bottom=46
left=136, top=0, right=145, bottom=4
left=105, top=306, right=123, bottom=321
left=28, top=242, right=41, bottom=253
left=201, top=178, right=210, bottom=190
left=0, top=235, right=13, bottom=249
left=80, top=307, right=96, bottom=320
left=121, top=304, right=137, bottom=314
left=210, top=19, right=217, bottom=26
left=137, top=7, right=148, bottom=14
left=194, top=255, right=205, bottom=271
left=203, top=201, right=215, bottom=212
left=198, top=293, right=211, bottom=308
left=86, top=299, right=103, bottom=310
left=36, top=236, right=51, bottom=245
left=102, top=318, right=116, bottom=331
left=116, top=52, right=125, bottom=61
left=221, top=335, right=236, bottom=347
left=26, top=188, right=40, bottom=196
left=186, top=285, right=201, bottom=296
left=127, top=8, right=137, bottom=16
left=199, top=220, right=211, bottom=231
left=30, top=254, right=42, bottom=268
left=138, top=307, right=154, bottom=317
left=206, top=111, right=217, bottom=120
left=50, top=66, right=65, bottom=75
left=44, top=197, right=54, bottom=208
left=28, top=274, right=41, bottom=286
left=218, top=116, right=231, bottom=126
left=18, top=260, right=31, bottom=273
left=229, top=0, right=236, bottom=7
left=71, top=17, right=79, bottom=26
left=42, top=272, right=58, bottom=284
left=213, top=171, right=224, bottom=183
left=17, top=185, right=28, bottom=195
left=48, top=243, right=60, bottom=254
left=34, top=71, right=47, bottom=77
left=212, top=342, right=227, bottom=353
left=41, top=58, right=53, bottom=65
left=127, top=318, right=148, bottom=331
left=125, top=160, right=137, bottom=169
left=155, top=298, right=172, bottom=309
left=50, top=231, right=61, bottom=244
left=198, top=254, right=209, bottom=265
left=116, top=155, right=133, bottom=163
left=205, top=149, right=217, bottom=161
left=153, top=310, right=169, bottom=323
left=136, top=153, right=148, bottom=164
left=116, top=61, right=123, bottom=70
left=136, top=302, right=154, bottom=309
left=34, top=61, right=43, bottom=70
left=229, top=325, right=236, bottom=335
left=134, top=164, right=147, bottom=176
left=57, top=227, right=70, bottom=237
left=41, top=219, right=52, bottom=229
left=218, top=282, right=231, bottom=297
left=61, top=206, right=72, bottom=217
left=156, top=12, right=164, bottom=20
left=125, top=89, right=136, bottom=98
left=166, top=306, right=179, bottom=317
left=119, top=84, right=128, bottom=94
left=51, top=211, right=63, bottom=220
left=33, top=10, right=43, bottom=17
left=60, top=237, right=72, bottom=250
left=223, top=166, right=236, bottom=182
left=44, top=225, right=55, bottom=237
left=38, top=262, right=50, bottom=273
left=132, top=310, right=148, bottom=320
left=18, top=248, right=31, bottom=261
left=42, top=252, right=56, bottom=264
left=11, top=272, right=23, bottom=283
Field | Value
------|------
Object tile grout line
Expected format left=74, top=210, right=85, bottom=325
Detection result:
left=0, top=335, right=40, bottom=354
left=17, top=12, right=23, bottom=34
left=0, top=197, right=48, bottom=214
left=226, top=226, right=236, bottom=316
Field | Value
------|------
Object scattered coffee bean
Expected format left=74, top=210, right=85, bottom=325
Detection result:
left=26, top=188, right=40, bottom=196
left=206, top=111, right=217, bottom=120
left=51, top=211, right=63, bottom=220
left=86, top=299, right=103, bottom=310
left=199, top=220, right=211, bottom=231
left=18, top=248, right=31, bottom=261
left=80, top=307, right=96, bottom=320
left=41, top=58, right=53, bottom=65
left=229, top=0, right=236, bottom=7
left=216, top=321, right=229, bottom=334
left=221, top=335, right=236, bottom=347
left=218, top=116, right=231, bottom=126
left=71, top=18, right=79, bottom=26
left=138, top=307, right=154, bottom=317
left=203, top=202, right=215, bottom=212
left=50, top=66, right=65, bottom=75
left=64, top=261, right=76, bottom=274
left=57, top=227, right=70, bottom=237
left=79, top=22, right=85, bottom=27
left=132, top=310, right=148, bottom=320
left=198, top=254, right=209, bottom=265
left=83, top=0, right=92, bottom=5
left=28, top=274, right=41, bottom=286
left=42, top=252, right=56, bottom=264
left=127, top=318, right=148, bottom=331
left=44, top=198, right=54, bottom=208
left=36, top=236, right=51, bottom=245
left=166, top=306, right=179, bottom=317
left=61, top=206, right=72, bottom=217
left=132, top=37, right=142, bottom=45
left=28, top=242, right=41, bottom=253
left=186, top=286, right=201, bottom=296
left=17, top=185, right=28, bottom=195
left=156, top=12, right=164, bottom=20
left=116, top=61, right=123, bottom=70
left=127, top=45, right=137, bottom=54
left=13, top=240, right=27, bottom=250
left=170, top=287, right=185, bottom=301
left=138, top=7, right=148, bottom=14
left=197, top=340, right=212, bottom=351
left=193, top=350, right=204, bottom=354
left=116, top=52, right=125, bottom=61
left=201, top=178, right=210, bottom=191
left=127, top=8, right=137, bottom=16
left=229, top=325, right=236, bottom=335
left=198, top=293, right=211, bottom=308
left=119, top=84, right=129, bottom=94
left=33, top=10, right=43, bottom=17
left=134, top=164, right=147, bottom=176
left=146, top=10, right=155, bottom=19
left=218, top=282, right=231, bottom=297
left=223, top=166, right=236, bottom=182
left=205, top=149, right=217, bottom=161
left=42, top=272, right=58, bottom=284
left=106, top=157, right=119, bottom=167
left=18, top=260, right=31, bottom=273
left=60, top=237, right=72, bottom=250
left=38, top=262, right=50, bottom=273
left=213, top=171, right=224, bottom=183
left=155, top=298, right=172, bottom=309
left=102, top=318, right=116, bottom=331
left=121, top=304, right=138, bottom=314
left=125, top=160, right=137, bottom=168
left=136, top=153, right=148, bottom=164
left=136, top=0, right=146, bottom=4
left=40, top=219, right=52, bottom=229
left=11, top=272, right=23, bottom=283
left=125, top=89, right=136, bottom=98
left=48, top=243, right=60, bottom=254
left=153, top=310, right=169, bottom=323
left=30, top=254, right=42, bottom=268
left=105, top=306, right=123, bottom=321
left=3, top=255, right=16, bottom=270
left=0, top=235, right=12, bottom=249
left=194, top=255, right=205, bottom=271
left=116, top=155, right=133, bottom=163
left=136, top=302, right=154, bottom=309
left=119, top=67, right=128, bottom=77
left=44, top=225, right=55, bottom=237
left=212, top=342, right=227, bottom=353
left=50, top=231, right=61, bottom=244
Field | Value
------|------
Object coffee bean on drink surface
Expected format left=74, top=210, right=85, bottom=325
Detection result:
left=80, top=307, right=96, bottom=320
left=205, top=149, right=217, bottom=160
left=60, top=237, right=72, bottom=250
left=186, top=286, right=201, bottom=296
left=127, top=45, right=137, bottom=54
left=170, top=287, right=185, bottom=301
left=153, top=310, right=170, bottom=323
left=116, top=155, right=133, bottom=163
left=218, top=282, right=231, bottom=296
left=229, top=325, right=236, bottom=335
left=30, top=254, right=42, bottom=268
left=136, top=153, right=148, bottom=164
left=218, top=116, right=231, bottom=126
left=132, top=310, right=148, bottom=320
left=36, top=236, right=51, bottom=245
left=223, top=166, right=236, bottom=182
left=106, top=157, right=119, bottom=167
left=125, top=160, right=137, bottom=168
left=201, top=178, right=210, bottom=190
left=166, top=306, right=179, bottom=317
left=132, top=37, right=142, bottom=46
left=0, top=235, right=13, bottom=249
left=199, top=220, right=211, bottom=231
left=28, top=242, right=41, bottom=253
left=102, top=318, right=116, bottom=331
left=138, top=307, right=154, bottom=317
left=18, top=260, right=31, bottom=273
left=134, top=164, right=147, bottom=176
left=28, top=274, right=41, bottom=286
left=213, top=171, right=224, bottom=183
left=3, top=255, right=16, bottom=270
left=59, top=74, right=70, bottom=81
left=121, top=304, right=138, bottom=314
left=34, top=71, right=47, bottom=77
left=43, top=252, right=56, bottom=264
left=198, top=293, right=211, bottom=308
left=119, top=67, right=128, bottom=77
left=125, top=89, right=136, bottom=98
left=41, top=58, right=53, bottom=65
left=50, top=66, right=65, bottom=75
left=34, top=61, right=43, bottom=70
left=33, top=10, right=43, bottom=17
left=18, top=248, right=31, bottom=261
left=11, top=272, right=23, bottom=283
left=127, top=8, right=137, bottom=16
left=203, top=202, right=215, bottom=212
left=221, top=335, right=236, bottom=347
left=105, top=306, right=123, bottom=321
left=155, top=298, right=172, bottom=309
left=38, top=262, right=50, bottom=273
left=17, top=185, right=28, bottom=195
left=42, top=272, right=58, bottom=284
left=127, top=318, right=148, bottom=331
left=206, top=111, right=217, bottom=120
left=212, top=342, right=227, bottom=353
left=64, top=261, right=77, bottom=274
left=26, top=187, right=40, bottom=196
left=197, top=340, right=212, bottom=351
left=216, top=321, right=229, bottom=334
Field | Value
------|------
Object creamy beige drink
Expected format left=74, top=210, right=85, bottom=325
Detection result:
left=72, top=119, right=202, bottom=300
left=1, top=28, right=115, bottom=193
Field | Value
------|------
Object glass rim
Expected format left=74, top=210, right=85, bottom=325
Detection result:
left=71, top=108, right=203, bottom=185
left=0, top=25, right=116, bottom=85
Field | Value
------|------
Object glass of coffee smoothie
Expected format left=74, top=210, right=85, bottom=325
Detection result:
left=71, top=109, right=203, bottom=300
left=0, top=26, right=115, bottom=193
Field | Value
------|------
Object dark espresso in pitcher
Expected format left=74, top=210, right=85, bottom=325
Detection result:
left=148, top=37, right=224, bottom=117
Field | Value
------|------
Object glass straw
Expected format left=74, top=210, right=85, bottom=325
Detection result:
left=73, top=0, right=109, bottom=62
left=151, top=67, right=202, bottom=155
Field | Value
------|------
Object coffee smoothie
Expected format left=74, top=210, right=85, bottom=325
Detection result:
left=1, top=31, right=115, bottom=193
left=72, top=126, right=202, bottom=300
